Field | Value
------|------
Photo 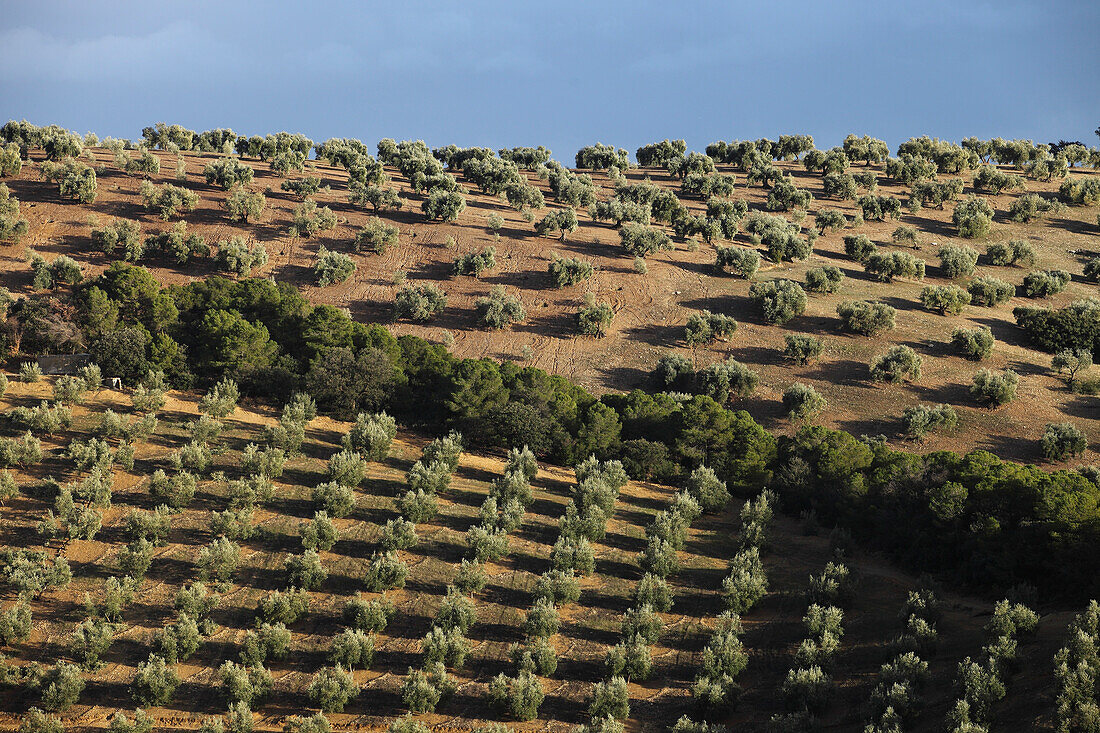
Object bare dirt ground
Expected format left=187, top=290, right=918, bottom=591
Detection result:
left=2, top=148, right=1099, bottom=466
left=0, top=381, right=1075, bottom=731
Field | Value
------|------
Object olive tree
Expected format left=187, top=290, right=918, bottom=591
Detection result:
left=784, top=334, right=824, bottom=365
left=870, top=346, right=922, bottom=383
left=313, top=247, right=356, bottom=287
left=1040, top=422, right=1087, bottom=461
left=783, top=383, right=826, bottom=421
left=394, top=284, right=446, bottom=321
left=619, top=223, right=671, bottom=258
left=986, top=239, right=1035, bottom=267
left=353, top=219, right=400, bottom=254
left=0, top=184, right=29, bottom=244
left=750, top=280, right=807, bottom=325
left=548, top=254, right=594, bottom=287
left=715, top=246, right=759, bottom=278
left=535, top=208, right=579, bottom=241
left=1023, top=269, right=1071, bottom=298
left=968, top=276, right=1015, bottom=306
left=804, top=266, right=844, bottom=294
left=952, top=196, right=995, bottom=238
left=836, top=301, right=896, bottom=336
left=224, top=188, right=265, bottom=222
left=902, top=404, right=958, bottom=439
left=577, top=294, right=614, bottom=337
left=951, top=327, right=995, bottom=360
left=203, top=158, right=254, bottom=189
left=970, top=369, right=1019, bottom=407
left=476, top=286, right=526, bottom=330
left=920, top=285, right=971, bottom=315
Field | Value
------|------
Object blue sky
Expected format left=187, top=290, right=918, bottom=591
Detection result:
left=2, top=1, right=1097, bottom=160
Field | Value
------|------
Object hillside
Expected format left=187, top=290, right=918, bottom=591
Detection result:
left=0, top=377, right=1082, bottom=732
left=2, top=140, right=1099, bottom=464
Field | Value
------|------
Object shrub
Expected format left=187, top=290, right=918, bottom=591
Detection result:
left=685, top=310, right=736, bottom=346
left=784, top=334, right=824, bottom=365
left=344, top=593, right=394, bottom=633
left=476, top=286, right=526, bottom=330
left=286, top=550, right=327, bottom=589
left=216, top=236, right=268, bottom=276
left=131, top=654, right=179, bottom=706
left=920, top=284, right=971, bottom=315
left=1041, top=423, right=1087, bottom=461
left=970, top=369, right=1019, bottom=407
left=420, top=625, right=467, bottom=668
left=548, top=254, right=594, bottom=287
left=864, top=251, right=925, bottom=282
left=836, top=301, right=896, bottom=336
left=577, top=295, right=614, bottom=337
left=219, top=661, right=273, bottom=705
left=938, top=244, right=979, bottom=279
left=1023, top=269, right=1071, bottom=297
left=968, top=276, right=1015, bottom=306
left=750, top=279, right=806, bottom=325
left=312, top=481, right=354, bottom=517
left=804, top=266, right=844, bottom=293
left=291, top=200, right=337, bottom=237
left=783, top=383, right=826, bottom=421
left=870, top=346, right=922, bottom=384
left=224, top=187, right=266, bottom=222
left=843, top=234, right=876, bottom=263
left=952, top=327, right=995, bottom=360
left=903, top=404, right=959, bottom=439
left=953, top=196, right=995, bottom=238
left=395, top=284, right=446, bottom=322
